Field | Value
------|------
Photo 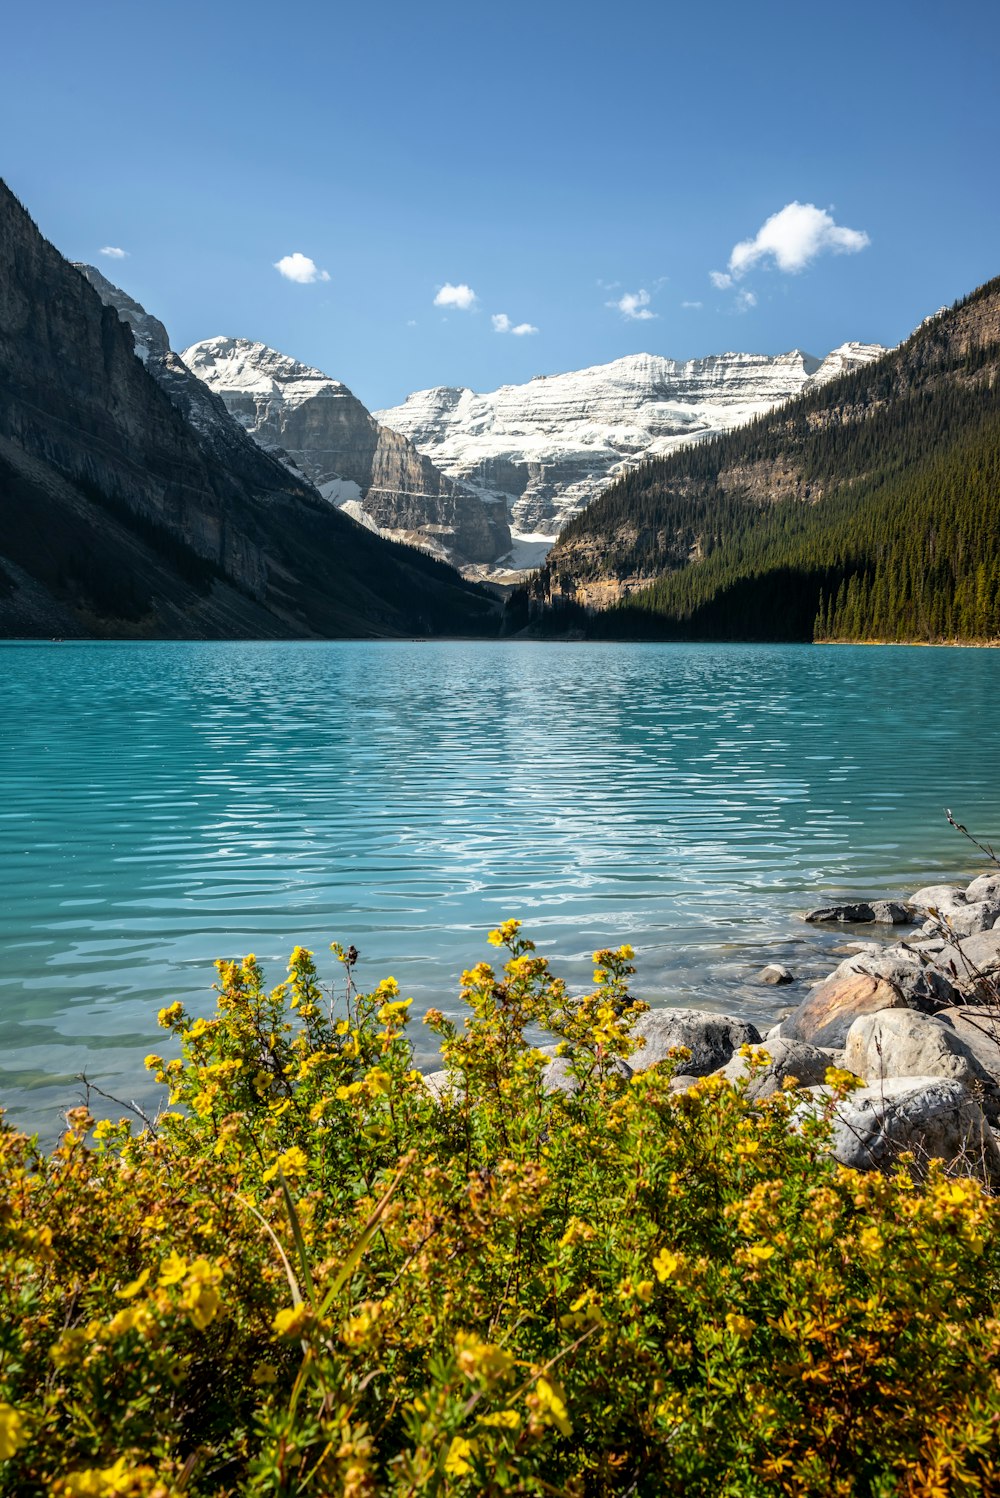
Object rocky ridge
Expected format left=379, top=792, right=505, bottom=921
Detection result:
left=375, top=343, right=887, bottom=545
left=181, top=337, right=511, bottom=572
left=0, top=181, right=497, bottom=640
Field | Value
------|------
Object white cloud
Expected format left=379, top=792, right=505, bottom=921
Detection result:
left=725, top=201, right=870, bottom=279
left=735, top=288, right=757, bottom=312
left=274, top=252, right=330, bottom=284
left=100, top=246, right=128, bottom=259
left=492, top=312, right=539, bottom=336
left=681, top=300, right=703, bottom=309
left=434, top=282, right=477, bottom=310
left=709, top=270, right=733, bottom=290
left=607, top=288, right=657, bottom=321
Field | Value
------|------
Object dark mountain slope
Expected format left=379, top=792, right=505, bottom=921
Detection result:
left=0, top=182, right=498, bottom=639
left=531, top=278, right=1000, bottom=642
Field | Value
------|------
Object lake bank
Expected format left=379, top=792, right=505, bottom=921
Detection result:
left=2, top=638, right=998, bottom=1134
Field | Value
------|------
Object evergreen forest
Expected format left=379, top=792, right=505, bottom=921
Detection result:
left=532, top=277, right=1000, bottom=643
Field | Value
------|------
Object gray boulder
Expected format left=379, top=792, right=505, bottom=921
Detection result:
left=936, top=1006, right=1000, bottom=1082
left=757, top=963, right=794, bottom=986
left=421, top=1068, right=456, bottom=1102
left=921, top=902, right=1000, bottom=939
left=715, top=1038, right=832, bottom=1100
left=541, top=1053, right=632, bottom=1094
left=935, top=929, right=1000, bottom=990
left=843, top=1008, right=1000, bottom=1118
left=966, top=872, right=1000, bottom=903
left=783, top=950, right=959, bottom=1048
left=630, top=1008, right=761, bottom=1076
left=910, top=883, right=967, bottom=913
left=803, top=1076, right=1000, bottom=1185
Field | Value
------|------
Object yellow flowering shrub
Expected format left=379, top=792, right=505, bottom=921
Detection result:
left=1, top=928, right=999, bottom=1494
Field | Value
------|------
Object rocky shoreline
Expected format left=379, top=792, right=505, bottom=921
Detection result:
left=428, top=868, right=1000, bottom=1186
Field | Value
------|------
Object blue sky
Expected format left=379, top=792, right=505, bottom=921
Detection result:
left=3, top=0, right=998, bottom=410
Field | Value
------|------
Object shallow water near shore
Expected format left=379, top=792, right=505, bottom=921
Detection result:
left=2, top=638, right=999, bottom=1134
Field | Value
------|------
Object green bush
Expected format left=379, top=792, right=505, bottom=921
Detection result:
left=2, top=924, right=999, bottom=1495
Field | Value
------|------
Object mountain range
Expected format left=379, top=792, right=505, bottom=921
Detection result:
left=375, top=343, right=887, bottom=548
left=0, top=181, right=498, bottom=639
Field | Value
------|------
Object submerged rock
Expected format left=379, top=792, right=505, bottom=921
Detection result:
left=756, top=963, right=795, bottom=986
left=804, top=901, right=915, bottom=925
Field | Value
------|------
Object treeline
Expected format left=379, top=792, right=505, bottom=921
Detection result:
left=597, top=407, right=1000, bottom=641
left=538, top=275, right=1000, bottom=643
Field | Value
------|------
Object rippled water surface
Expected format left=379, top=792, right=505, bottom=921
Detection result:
left=2, top=639, right=999, bottom=1132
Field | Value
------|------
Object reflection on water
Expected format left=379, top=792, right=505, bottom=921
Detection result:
left=1, top=639, right=998, bottom=1133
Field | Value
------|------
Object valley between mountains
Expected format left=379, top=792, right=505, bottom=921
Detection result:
left=1, top=174, right=997, bottom=644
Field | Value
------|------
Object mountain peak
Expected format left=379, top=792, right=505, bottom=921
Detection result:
left=181, top=337, right=348, bottom=400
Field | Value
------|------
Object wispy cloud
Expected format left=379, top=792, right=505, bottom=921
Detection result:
left=274, top=252, right=330, bottom=284
left=492, top=312, right=538, bottom=335
left=710, top=270, right=733, bottom=290
left=434, top=282, right=477, bottom=310
left=607, top=288, right=657, bottom=321
left=100, top=246, right=128, bottom=260
left=681, top=300, right=703, bottom=309
left=712, top=201, right=870, bottom=286
left=734, top=288, right=757, bottom=312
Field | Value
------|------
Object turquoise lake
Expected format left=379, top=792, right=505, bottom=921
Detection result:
left=2, top=639, right=999, bottom=1134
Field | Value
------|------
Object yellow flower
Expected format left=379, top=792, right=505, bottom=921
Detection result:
left=262, top=1145, right=309, bottom=1183
left=0, top=1404, right=26, bottom=1462
left=378, top=997, right=413, bottom=1024
left=50, top=1328, right=89, bottom=1369
left=455, top=1331, right=514, bottom=1382
left=273, top=1304, right=313, bottom=1339
left=652, top=1248, right=681, bottom=1281
left=748, top=1243, right=775, bottom=1262
left=479, top=1409, right=521, bottom=1429
left=725, top=1313, right=754, bottom=1339
left=158, top=1250, right=188, bottom=1287
left=116, top=1267, right=151, bottom=1299
left=444, top=1436, right=477, bottom=1476
left=182, top=1259, right=223, bottom=1330
left=735, top=1140, right=760, bottom=1157
left=534, top=1376, right=572, bottom=1437
left=252, top=1362, right=279, bottom=1385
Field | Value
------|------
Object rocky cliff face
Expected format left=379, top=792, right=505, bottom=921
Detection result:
left=181, top=338, right=510, bottom=570
left=0, top=182, right=498, bottom=639
left=375, top=344, right=888, bottom=542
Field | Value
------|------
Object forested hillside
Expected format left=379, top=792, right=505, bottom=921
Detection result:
left=530, top=278, right=1000, bottom=642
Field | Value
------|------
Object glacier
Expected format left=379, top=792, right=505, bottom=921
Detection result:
left=375, top=343, right=888, bottom=549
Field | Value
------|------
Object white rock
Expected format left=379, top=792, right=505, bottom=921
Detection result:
left=967, top=873, right=1000, bottom=903
left=843, top=1008, right=999, bottom=1116
left=910, top=884, right=967, bottom=912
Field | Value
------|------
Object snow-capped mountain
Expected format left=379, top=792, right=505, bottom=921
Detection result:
left=376, top=343, right=888, bottom=541
left=180, top=338, right=510, bottom=569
